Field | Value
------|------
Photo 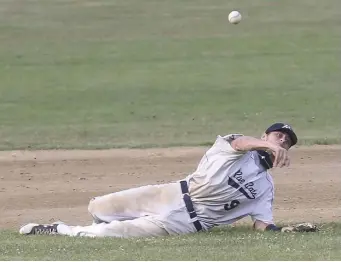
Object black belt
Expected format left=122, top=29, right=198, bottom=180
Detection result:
left=180, top=180, right=203, bottom=232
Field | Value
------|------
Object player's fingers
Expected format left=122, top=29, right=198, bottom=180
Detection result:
left=278, top=150, right=288, bottom=168
left=283, top=150, right=290, bottom=166
left=273, top=151, right=279, bottom=167
left=278, top=154, right=286, bottom=168
left=273, top=149, right=281, bottom=167
left=277, top=151, right=284, bottom=167
left=281, top=151, right=290, bottom=168
left=285, top=155, right=290, bottom=167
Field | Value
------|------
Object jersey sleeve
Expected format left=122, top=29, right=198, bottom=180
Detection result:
left=250, top=188, right=274, bottom=224
left=216, top=134, right=244, bottom=153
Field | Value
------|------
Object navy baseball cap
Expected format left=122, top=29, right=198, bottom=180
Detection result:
left=265, top=123, right=298, bottom=147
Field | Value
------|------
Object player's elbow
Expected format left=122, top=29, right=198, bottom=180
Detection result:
left=230, top=137, right=243, bottom=151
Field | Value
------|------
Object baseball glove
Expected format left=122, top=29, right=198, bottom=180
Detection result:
left=281, top=222, right=319, bottom=233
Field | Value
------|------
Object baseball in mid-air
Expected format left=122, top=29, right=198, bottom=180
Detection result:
left=228, top=11, right=242, bottom=24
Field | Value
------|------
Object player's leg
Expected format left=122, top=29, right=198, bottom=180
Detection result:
left=19, top=204, right=203, bottom=238
left=88, top=182, right=180, bottom=223
left=19, top=181, right=204, bottom=237
left=20, top=216, right=169, bottom=238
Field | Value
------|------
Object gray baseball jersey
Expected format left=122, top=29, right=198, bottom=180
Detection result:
left=185, top=134, right=274, bottom=228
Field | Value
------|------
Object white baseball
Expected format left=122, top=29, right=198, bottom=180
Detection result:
left=228, top=11, right=242, bottom=24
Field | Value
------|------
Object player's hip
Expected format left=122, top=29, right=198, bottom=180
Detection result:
left=145, top=180, right=210, bottom=234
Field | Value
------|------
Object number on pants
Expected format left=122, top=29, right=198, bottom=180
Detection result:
left=224, top=200, right=240, bottom=211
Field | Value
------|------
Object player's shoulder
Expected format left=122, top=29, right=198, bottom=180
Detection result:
left=209, top=134, right=245, bottom=154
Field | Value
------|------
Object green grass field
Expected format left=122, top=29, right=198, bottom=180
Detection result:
left=1, top=224, right=341, bottom=260
left=0, top=0, right=340, bottom=150
left=1, top=0, right=341, bottom=260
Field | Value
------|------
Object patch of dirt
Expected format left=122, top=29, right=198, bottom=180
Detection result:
left=0, top=145, right=340, bottom=229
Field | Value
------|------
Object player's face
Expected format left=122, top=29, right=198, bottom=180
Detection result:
left=265, top=131, right=292, bottom=150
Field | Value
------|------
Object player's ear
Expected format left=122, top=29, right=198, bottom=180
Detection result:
left=261, top=133, right=267, bottom=141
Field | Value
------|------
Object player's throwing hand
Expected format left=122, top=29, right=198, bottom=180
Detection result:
left=268, top=144, right=290, bottom=168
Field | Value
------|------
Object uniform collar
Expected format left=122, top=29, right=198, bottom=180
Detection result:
left=257, top=150, right=273, bottom=169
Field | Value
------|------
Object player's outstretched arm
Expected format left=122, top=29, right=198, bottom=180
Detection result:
left=231, top=136, right=274, bottom=152
left=253, top=220, right=318, bottom=233
left=231, top=136, right=290, bottom=168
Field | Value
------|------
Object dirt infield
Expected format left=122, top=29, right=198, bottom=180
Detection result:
left=0, top=145, right=340, bottom=230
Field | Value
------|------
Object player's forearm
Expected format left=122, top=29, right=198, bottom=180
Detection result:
left=231, top=136, right=274, bottom=152
left=254, top=220, right=282, bottom=232
left=253, top=220, right=318, bottom=233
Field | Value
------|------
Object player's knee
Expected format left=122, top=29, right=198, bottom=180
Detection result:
left=88, top=197, right=96, bottom=213
left=88, top=197, right=103, bottom=222
left=88, top=197, right=112, bottom=224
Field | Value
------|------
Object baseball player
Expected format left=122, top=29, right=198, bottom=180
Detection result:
left=19, top=122, right=317, bottom=237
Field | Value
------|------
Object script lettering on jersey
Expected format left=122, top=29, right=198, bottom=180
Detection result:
left=228, top=169, right=257, bottom=199
left=244, top=182, right=257, bottom=199
left=232, top=170, right=245, bottom=184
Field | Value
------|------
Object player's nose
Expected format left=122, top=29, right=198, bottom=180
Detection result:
left=279, top=138, right=290, bottom=150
